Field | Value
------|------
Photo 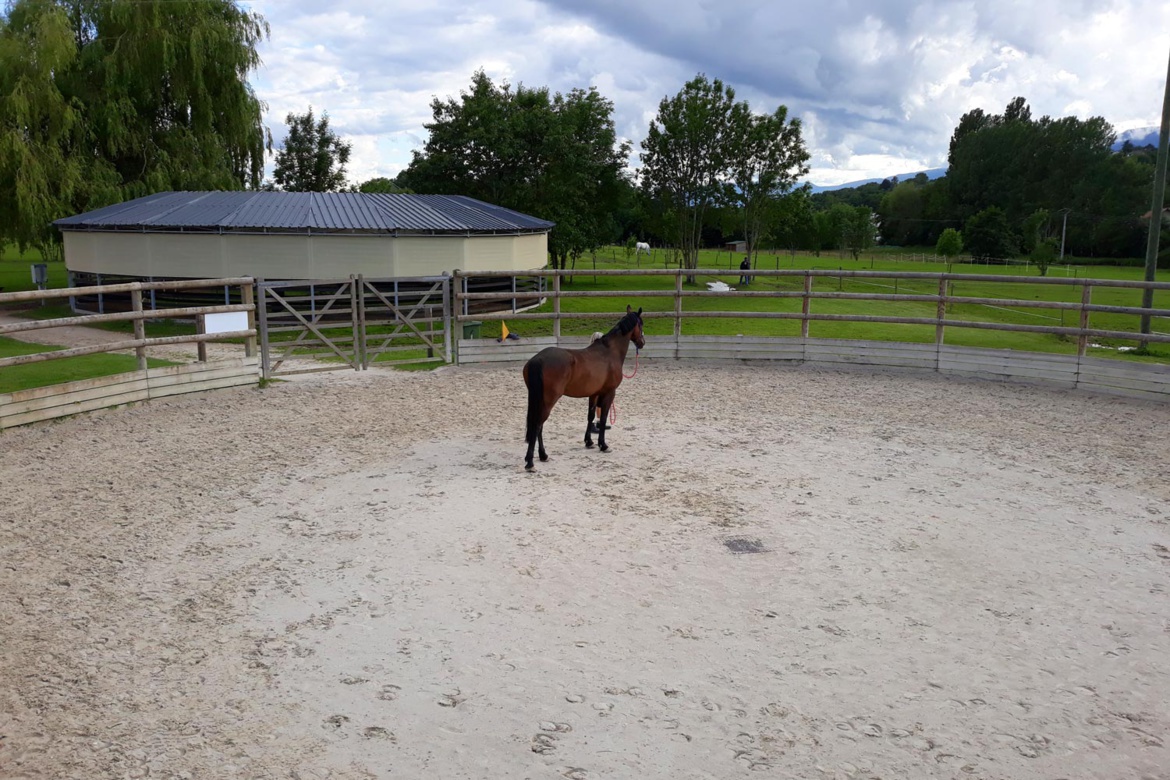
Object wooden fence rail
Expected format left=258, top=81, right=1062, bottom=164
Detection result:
left=452, top=268, right=1170, bottom=355
left=0, top=277, right=257, bottom=370
left=1, top=278, right=260, bottom=429
left=452, top=269, right=1170, bottom=401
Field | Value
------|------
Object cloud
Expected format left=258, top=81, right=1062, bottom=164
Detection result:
left=246, top=0, right=1170, bottom=187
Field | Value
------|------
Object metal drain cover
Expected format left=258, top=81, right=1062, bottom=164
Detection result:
left=723, top=537, right=767, bottom=554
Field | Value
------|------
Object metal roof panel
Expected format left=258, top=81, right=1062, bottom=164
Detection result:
left=54, top=191, right=555, bottom=233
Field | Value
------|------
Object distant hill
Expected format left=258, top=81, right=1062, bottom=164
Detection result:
left=806, top=167, right=946, bottom=194
left=1112, top=127, right=1160, bottom=151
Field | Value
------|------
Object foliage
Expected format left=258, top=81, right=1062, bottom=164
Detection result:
left=272, top=108, right=352, bottom=192
left=0, top=0, right=270, bottom=255
left=964, top=206, right=1016, bottom=262
left=935, top=228, right=963, bottom=258
left=640, top=74, right=740, bottom=273
left=876, top=175, right=954, bottom=247
left=768, top=188, right=818, bottom=252
left=356, top=177, right=412, bottom=194
left=947, top=96, right=1147, bottom=257
left=840, top=206, right=876, bottom=259
left=398, top=71, right=629, bottom=269
left=1021, top=208, right=1051, bottom=255
left=1031, top=237, right=1059, bottom=276
left=727, top=104, right=809, bottom=259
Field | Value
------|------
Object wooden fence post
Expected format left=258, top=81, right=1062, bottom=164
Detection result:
left=553, top=272, right=562, bottom=342
left=674, top=270, right=683, bottom=341
left=353, top=275, right=366, bottom=370
left=242, top=282, right=256, bottom=358
left=1078, top=283, right=1092, bottom=357
left=801, top=273, right=812, bottom=339
left=935, top=276, right=948, bottom=347
left=196, top=314, right=208, bottom=363
left=131, top=287, right=147, bottom=371
left=257, top=279, right=271, bottom=380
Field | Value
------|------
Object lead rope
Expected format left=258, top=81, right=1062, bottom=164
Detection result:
left=623, top=348, right=639, bottom=379
left=608, top=348, right=640, bottom=425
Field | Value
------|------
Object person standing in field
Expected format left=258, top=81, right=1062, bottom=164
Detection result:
left=739, top=256, right=751, bottom=286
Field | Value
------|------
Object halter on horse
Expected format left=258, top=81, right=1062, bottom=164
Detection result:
left=522, top=306, right=645, bottom=471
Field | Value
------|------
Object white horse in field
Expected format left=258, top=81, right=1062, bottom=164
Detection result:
left=634, top=241, right=651, bottom=258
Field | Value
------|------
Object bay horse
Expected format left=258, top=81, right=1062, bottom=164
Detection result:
left=522, top=306, right=645, bottom=471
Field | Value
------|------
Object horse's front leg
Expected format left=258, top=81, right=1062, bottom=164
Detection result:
left=585, top=395, right=598, bottom=448
left=596, top=391, right=615, bottom=452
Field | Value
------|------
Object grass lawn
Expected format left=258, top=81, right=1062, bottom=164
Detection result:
left=0, top=336, right=177, bottom=394
left=0, top=246, right=68, bottom=294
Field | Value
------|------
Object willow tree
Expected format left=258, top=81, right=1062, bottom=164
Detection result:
left=0, top=0, right=270, bottom=255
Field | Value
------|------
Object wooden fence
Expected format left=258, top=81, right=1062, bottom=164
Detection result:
left=452, top=268, right=1170, bottom=402
left=1, top=278, right=259, bottom=429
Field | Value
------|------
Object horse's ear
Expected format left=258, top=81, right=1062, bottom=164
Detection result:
left=637, top=307, right=643, bottom=315
left=626, top=304, right=632, bottom=314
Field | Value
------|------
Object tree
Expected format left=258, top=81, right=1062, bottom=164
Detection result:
left=640, top=74, right=740, bottom=276
left=1031, top=237, right=1059, bottom=276
left=0, top=0, right=270, bottom=256
left=841, top=206, right=876, bottom=259
left=540, top=87, right=631, bottom=270
left=878, top=181, right=924, bottom=246
left=272, top=108, right=352, bottom=192
left=964, top=207, right=1016, bottom=262
left=936, top=228, right=963, bottom=258
left=357, top=177, right=412, bottom=194
left=397, top=71, right=629, bottom=269
left=1021, top=208, right=1050, bottom=255
left=769, top=188, right=817, bottom=256
left=727, top=104, right=809, bottom=262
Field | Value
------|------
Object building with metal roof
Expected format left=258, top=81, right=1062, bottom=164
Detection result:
left=55, top=191, right=553, bottom=283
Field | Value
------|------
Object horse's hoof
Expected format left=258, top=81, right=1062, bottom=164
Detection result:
left=599, top=444, right=610, bottom=453
left=584, top=441, right=594, bottom=449
left=539, top=453, right=549, bottom=462
left=525, top=463, right=535, bottom=471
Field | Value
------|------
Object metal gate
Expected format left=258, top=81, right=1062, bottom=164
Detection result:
left=257, top=275, right=451, bottom=379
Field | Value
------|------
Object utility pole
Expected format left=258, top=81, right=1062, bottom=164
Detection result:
left=1140, top=47, right=1170, bottom=346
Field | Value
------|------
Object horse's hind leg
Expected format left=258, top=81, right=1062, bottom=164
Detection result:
left=538, top=424, right=548, bottom=462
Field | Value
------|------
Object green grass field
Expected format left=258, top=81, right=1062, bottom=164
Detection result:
left=0, top=246, right=68, bottom=294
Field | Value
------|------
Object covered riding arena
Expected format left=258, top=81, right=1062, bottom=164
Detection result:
left=1, top=361, right=1168, bottom=778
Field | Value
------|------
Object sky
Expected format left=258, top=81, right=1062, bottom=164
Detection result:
left=246, top=0, right=1170, bottom=189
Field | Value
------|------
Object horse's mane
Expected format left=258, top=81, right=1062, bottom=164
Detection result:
left=598, top=310, right=641, bottom=344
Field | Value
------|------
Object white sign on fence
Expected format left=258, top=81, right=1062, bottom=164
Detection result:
left=203, top=311, right=249, bottom=334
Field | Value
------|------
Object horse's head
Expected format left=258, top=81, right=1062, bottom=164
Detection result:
left=624, top=305, right=645, bottom=350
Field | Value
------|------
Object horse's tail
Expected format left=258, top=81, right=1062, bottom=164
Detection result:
left=525, top=359, right=543, bottom=446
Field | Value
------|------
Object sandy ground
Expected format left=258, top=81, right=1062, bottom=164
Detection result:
left=2, top=353, right=1169, bottom=779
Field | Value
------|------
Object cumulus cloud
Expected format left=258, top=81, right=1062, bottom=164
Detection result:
left=246, top=0, right=1170, bottom=187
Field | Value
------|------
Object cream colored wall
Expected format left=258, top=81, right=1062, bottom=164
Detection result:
left=64, top=231, right=549, bottom=278
left=391, top=237, right=466, bottom=276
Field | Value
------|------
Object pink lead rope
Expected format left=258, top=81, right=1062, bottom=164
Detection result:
left=607, top=348, right=640, bottom=425
left=623, top=348, right=639, bottom=379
